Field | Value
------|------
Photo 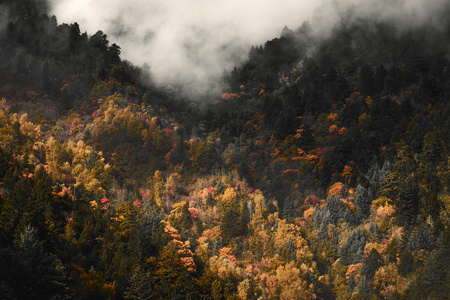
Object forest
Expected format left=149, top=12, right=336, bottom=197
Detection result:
left=0, top=0, right=449, bottom=299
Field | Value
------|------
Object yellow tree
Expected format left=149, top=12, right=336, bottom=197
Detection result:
left=149, top=170, right=165, bottom=208
left=164, top=172, right=184, bottom=213
left=261, top=262, right=316, bottom=299
left=187, top=138, right=211, bottom=173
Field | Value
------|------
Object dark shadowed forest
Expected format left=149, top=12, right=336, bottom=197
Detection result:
left=0, top=0, right=449, bottom=299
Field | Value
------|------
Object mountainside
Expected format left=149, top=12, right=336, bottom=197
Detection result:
left=0, top=1, right=449, bottom=299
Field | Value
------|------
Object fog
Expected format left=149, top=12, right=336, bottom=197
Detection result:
left=0, top=4, right=10, bottom=36
left=48, top=0, right=319, bottom=97
left=48, top=0, right=448, bottom=97
left=313, top=0, right=449, bottom=35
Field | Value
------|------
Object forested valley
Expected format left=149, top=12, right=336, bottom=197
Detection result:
left=0, top=0, right=449, bottom=299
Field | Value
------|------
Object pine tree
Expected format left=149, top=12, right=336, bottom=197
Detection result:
left=124, top=267, right=154, bottom=300
left=238, top=200, right=250, bottom=237
left=339, top=229, right=366, bottom=265
left=359, top=63, right=374, bottom=95
left=286, top=239, right=296, bottom=262
left=355, top=185, right=373, bottom=218
left=396, top=175, right=419, bottom=228
left=282, top=196, right=294, bottom=219
left=373, top=64, right=387, bottom=95
left=363, top=248, right=382, bottom=280
left=5, top=225, right=72, bottom=300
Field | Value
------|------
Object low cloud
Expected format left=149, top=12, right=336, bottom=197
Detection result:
left=312, top=0, right=449, bottom=36
left=48, top=0, right=449, bottom=97
left=49, top=0, right=318, bottom=97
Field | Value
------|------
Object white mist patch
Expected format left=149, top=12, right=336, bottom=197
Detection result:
left=48, top=0, right=318, bottom=96
left=0, top=5, right=10, bottom=36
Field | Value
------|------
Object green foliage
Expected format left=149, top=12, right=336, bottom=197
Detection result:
left=220, top=208, right=240, bottom=244
left=154, top=241, right=198, bottom=299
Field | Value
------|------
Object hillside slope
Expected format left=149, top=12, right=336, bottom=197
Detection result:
left=0, top=1, right=449, bottom=299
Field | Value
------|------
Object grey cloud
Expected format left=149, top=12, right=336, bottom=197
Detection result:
left=48, top=0, right=448, bottom=98
left=311, top=0, right=449, bottom=36
left=48, top=0, right=318, bottom=97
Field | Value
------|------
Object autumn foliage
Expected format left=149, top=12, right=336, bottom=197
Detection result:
left=1, top=1, right=450, bottom=299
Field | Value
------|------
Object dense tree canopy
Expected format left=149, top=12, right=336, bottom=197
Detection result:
left=1, top=0, right=450, bottom=299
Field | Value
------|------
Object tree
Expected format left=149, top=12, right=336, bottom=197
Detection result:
left=0, top=225, right=72, bottom=300
left=0, top=147, right=9, bottom=180
left=338, top=229, right=366, bottom=265
left=221, top=207, right=240, bottom=244
left=396, top=175, right=419, bottom=227
left=30, top=166, right=54, bottom=240
left=362, top=248, right=382, bottom=280
left=384, top=66, right=401, bottom=93
left=169, top=201, right=193, bottom=233
left=155, top=240, right=198, bottom=299
left=187, top=138, right=212, bottom=174
left=124, top=266, right=154, bottom=300
left=68, top=22, right=82, bottom=52
left=2, top=177, right=33, bottom=240
left=355, top=185, right=373, bottom=219
left=238, top=200, right=250, bottom=237
left=261, top=262, right=316, bottom=299
left=373, top=64, right=387, bottom=95
left=108, top=43, right=121, bottom=65
left=359, top=63, right=374, bottom=95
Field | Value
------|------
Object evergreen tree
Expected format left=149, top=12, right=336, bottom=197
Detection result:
left=373, top=64, right=387, bottom=95
left=0, top=225, right=72, bottom=300
left=124, top=266, right=154, bottom=300
left=359, top=63, right=374, bottom=95
left=238, top=200, right=250, bottom=237
left=221, top=207, right=240, bottom=244
left=338, top=229, right=366, bottom=265
left=396, top=175, right=420, bottom=228
left=355, top=185, right=373, bottom=219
